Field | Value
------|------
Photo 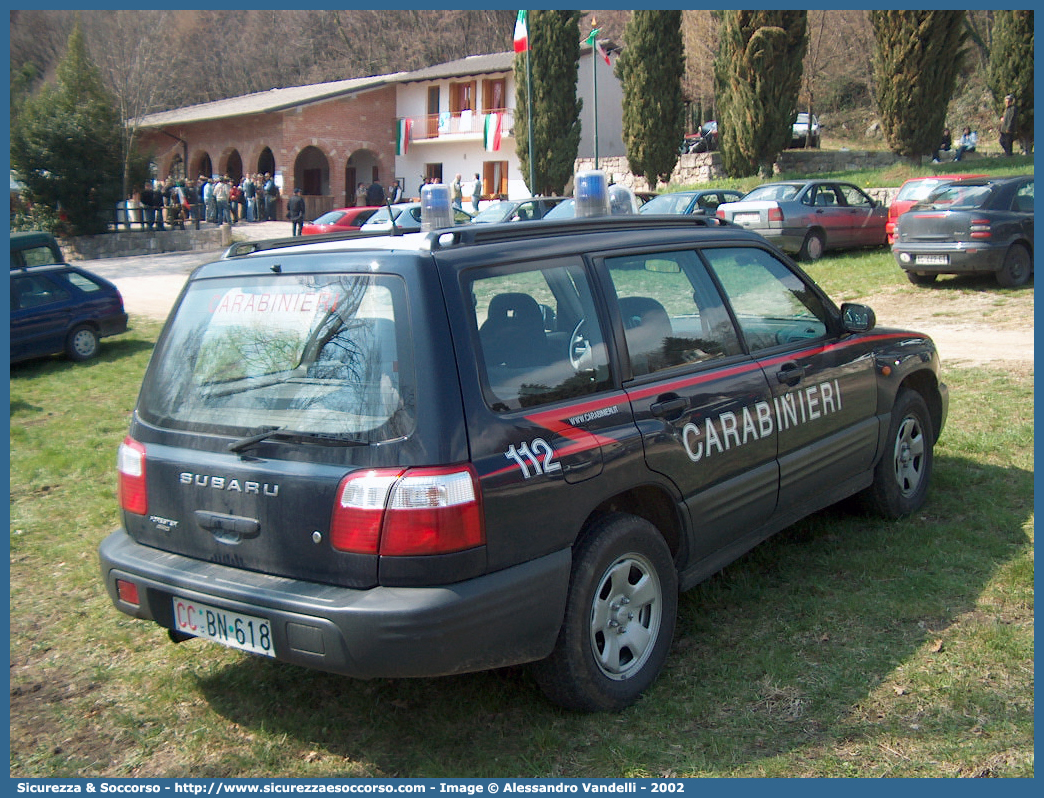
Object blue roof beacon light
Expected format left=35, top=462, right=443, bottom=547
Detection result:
left=421, top=183, right=454, bottom=231
left=574, top=169, right=610, bottom=217
left=608, top=184, right=638, bottom=215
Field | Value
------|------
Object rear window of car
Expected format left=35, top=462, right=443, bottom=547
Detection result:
left=925, top=185, right=993, bottom=209
left=312, top=210, right=347, bottom=225
left=896, top=179, right=947, bottom=202
left=138, top=273, right=415, bottom=442
left=743, top=184, right=801, bottom=203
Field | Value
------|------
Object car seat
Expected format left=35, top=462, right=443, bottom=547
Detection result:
left=619, top=296, right=673, bottom=376
left=479, top=292, right=550, bottom=369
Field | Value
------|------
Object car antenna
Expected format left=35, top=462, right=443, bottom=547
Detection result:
left=386, top=196, right=401, bottom=236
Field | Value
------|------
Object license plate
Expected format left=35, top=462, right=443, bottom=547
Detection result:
left=734, top=212, right=761, bottom=224
left=915, top=254, right=949, bottom=265
left=171, top=596, right=275, bottom=657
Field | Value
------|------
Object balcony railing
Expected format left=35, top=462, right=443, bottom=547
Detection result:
left=405, top=109, right=514, bottom=142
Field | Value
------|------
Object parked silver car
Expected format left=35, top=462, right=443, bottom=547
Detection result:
left=717, top=180, right=888, bottom=261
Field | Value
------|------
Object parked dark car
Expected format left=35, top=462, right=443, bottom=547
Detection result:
left=717, top=180, right=888, bottom=261
left=99, top=200, right=947, bottom=712
left=301, top=206, right=379, bottom=235
left=639, top=189, right=744, bottom=217
left=11, top=263, right=129, bottom=363
left=10, top=231, right=64, bottom=269
left=469, top=197, right=569, bottom=224
left=892, top=174, right=1034, bottom=287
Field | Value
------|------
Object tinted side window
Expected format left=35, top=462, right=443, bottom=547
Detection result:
left=605, top=250, right=742, bottom=377
left=11, top=274, right=71, bottom=310
left=467, top=262, right=611, bottom=411
left=1013, top=181, right=1034, bottom=213
left=703, top=247, right=830, bottom=352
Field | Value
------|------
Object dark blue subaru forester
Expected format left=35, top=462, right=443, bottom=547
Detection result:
left=100, top=184, right=948, bottom=711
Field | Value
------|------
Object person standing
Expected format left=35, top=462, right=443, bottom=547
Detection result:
left=471, top=173, right=482, bottom=213
left=140, top=181, right=156, bottom=230
left=243, top=174, right=256, bottom=222
left=451, top=173, right=463, bottom=208
left=264, top=173, right=279, bottom=220
left=203, top=177, right=216, bottom=223
left=287, top=187, right=306, bottom=236
left=388, top=180, right=402, bottom=204
left=999, top=93, right=1017, bottom=156
left=213, top=176, right=231, bottom=225
left=365, top=179, right=386, bottom=206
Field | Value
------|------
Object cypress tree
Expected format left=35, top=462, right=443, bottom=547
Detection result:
left=713, top=10, right=806, bottom=178
left=513, top=10, right=583, bottom=196
left=869, top=10, right=967, bottom=161
left=616, top=10, right=685, bottom=189
left=11, top=21, right=123, bottom=235
left=989, top=10, right=1033, bottom=154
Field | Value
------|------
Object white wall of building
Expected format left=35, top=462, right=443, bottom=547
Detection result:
left=394, top=49, right=626, bottom=201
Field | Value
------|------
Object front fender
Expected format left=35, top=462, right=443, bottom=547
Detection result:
left=870, top=328, right=948, bottom=443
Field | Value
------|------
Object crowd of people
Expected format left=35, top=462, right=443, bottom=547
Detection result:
left=132, top=172, right=283, bottom=231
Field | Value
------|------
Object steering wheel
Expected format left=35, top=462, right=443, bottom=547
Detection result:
left=569, top=318, right=592, bottom=370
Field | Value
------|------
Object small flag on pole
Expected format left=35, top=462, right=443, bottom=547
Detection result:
left=396, top=118, right=412, bottom=155
left=484, top=113, right=503, bottom=152
left=513, top=10, right=529, bottom=53
left=586, top=28, right=610, bottom=65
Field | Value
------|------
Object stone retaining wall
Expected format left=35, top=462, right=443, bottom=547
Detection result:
left=60, top=225, right=232, bottom=261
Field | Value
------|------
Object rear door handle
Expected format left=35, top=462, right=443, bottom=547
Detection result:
left=775, top=362, right=806, bottom=386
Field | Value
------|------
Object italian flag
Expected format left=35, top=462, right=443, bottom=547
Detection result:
left=483, top=113, right=503, bottom=152
left=513, top=10, right=529, bottom=53
left=396, top=118, right=412, bottom=155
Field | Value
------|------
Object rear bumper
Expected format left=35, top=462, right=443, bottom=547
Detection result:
left=892, top=243, right=1007, bottom=274
left=99, top=528, right=571, bottom=678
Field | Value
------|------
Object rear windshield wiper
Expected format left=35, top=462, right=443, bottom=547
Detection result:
left=228, top=426, right=369, bottom=453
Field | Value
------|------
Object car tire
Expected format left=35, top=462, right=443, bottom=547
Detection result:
left=533, top=513, right=678, bottom=712
left=906, top=271, right=938, bottom=286
left=996, top=243, right=1032, bottom=288
left=862, top=388, right=934, bottom=519
left=65, top=324, right=100, bottom=361
left=798, top=230, right=825, bottom=262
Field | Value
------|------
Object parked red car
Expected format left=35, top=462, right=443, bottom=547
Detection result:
left=887, top=175, right=987, bottom=243
left=301, top=206, right=380, bottom=235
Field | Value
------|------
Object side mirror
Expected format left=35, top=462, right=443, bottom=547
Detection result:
left=841, top=302, right=876, bottom=333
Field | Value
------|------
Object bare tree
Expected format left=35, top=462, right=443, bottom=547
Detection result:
left=80, top=11, right=174, bottom=196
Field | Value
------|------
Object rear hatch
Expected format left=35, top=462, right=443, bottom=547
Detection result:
left=120, top=249, right=469, bottom=589
left=898, top=209, right=979, bottom=243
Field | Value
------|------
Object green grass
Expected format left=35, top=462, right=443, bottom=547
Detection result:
left=672, top=153, right=1035, bottom=195
left=9, top=259, right=1033, bottom=777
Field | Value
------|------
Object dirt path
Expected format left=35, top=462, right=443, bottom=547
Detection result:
left=862, top=282, right=1034, bottom=370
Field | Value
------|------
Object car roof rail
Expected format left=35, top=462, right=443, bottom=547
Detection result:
left=221, top=228, right=395, bottom=258
left=425, top=214, right=735, bottom=251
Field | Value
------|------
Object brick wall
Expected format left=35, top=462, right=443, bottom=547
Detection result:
left=135, top=86, right=398, bottom=211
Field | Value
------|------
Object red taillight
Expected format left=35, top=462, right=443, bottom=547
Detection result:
left=116, top=579, right=140, bottom=606
left=330, top=466, right=485, bottom=556
left=117, top=437, right=148, bottom=515
left=716, top=208, right=725, bottom=220
left=970, top=218, right=992, bottom=239
left=768, top=207, right=783, bottom=222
